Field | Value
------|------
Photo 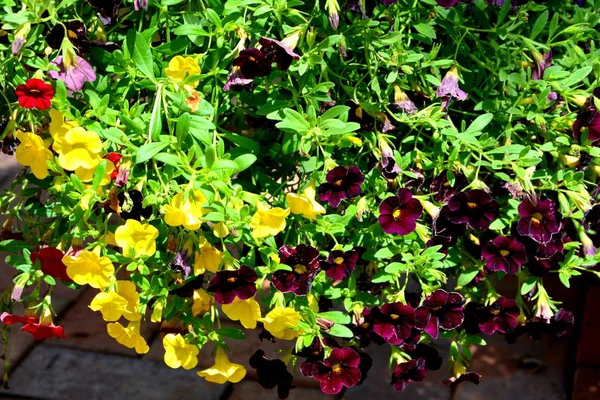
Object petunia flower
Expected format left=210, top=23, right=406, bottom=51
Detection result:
left=378, top=188, right=423, bottom=235
left=318, top=166, right=364, bottom=208
left=15, top=79, right=54, bottom=110
left=53, top=126, right=103, bottom=171
left=321, top=249, right=359, bottom=281
left=261, top=306, right=302, bottom=340
left=222, top=297, right=262, bottom=329
left=272, top=244, right=321, bottom=295
left=390, top=358, right=428, bottom=392
left=163, top=333, right=199, bottom=370
left=107, top=320, right=149, bottom=354
left=197, top=348, right=247, bottom=384
left=436, top=66, right=468, bottom=105
left=233, top=48, right=272, bottom=78
left=192, top=289, right=214, bottom=316
left=14, top=130, right=54, bottom=180
left=370, top=303, right=416, bottom=345
left=206, top=265, right=258, bottom=304
left=415, top=290, right=465, bottom=339
left=89, top=291, right=128, bottom=321
left=30, top=247, right=72, bottom=282
left=223, top=68, right=254, bottom=92
left=294, top=337, right=339, bottom=377
left=351, top=307, right=386, bottom=348
left=20, top=307, right=67, bottom=340
left=249, top=202, right=290, bottom=239
left=259, top=31, right=301, bottom=71
left=118, top=190, right=152, bottom=221
left=115, top=219, right=159, bottom=258
left=447, top=190, right=499, bottom=231
left=476, top=296, right=520, bottom=335
left=481, top=236, right=527, bottom=275
left=62, top=250, right=114, bottom=289
left=379, top=140, right=401, bottom=180
left=48, top=55, right=96, bottom=92
left=165, top=56, right=201, bottom=88
left=313, top=347, right=361, bottom=394
left=429, top=171, right=467, bottom=203
left=164, top=189, right=208, bottom=230
left=285, top=181, right=326, bottom=220
left=249, top=350, right=296, bottom=399
left=194, top=240, right=223, bottom=274
left=46, top=21, right=90, bottom=54
left=517, top=197, right=561, bottom=243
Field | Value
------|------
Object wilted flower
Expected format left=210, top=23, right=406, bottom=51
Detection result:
left=259, top=32, right=301, bottom=71
left=517, top=197, right=561, bottom=243
left=170, top=251, right=192, bottom=278
left=379, top=188, right=423, bottom=235
left=207, top=265, right=258, bottom=304
left=436, top=66, right=468, bottom=105
left=118, top=190, right=152, bottom=221
left=325, top=0, right=341, bottom=30
left=12, top=23, right=29, bottom=55
left=447, top=190, right=499, bottom=231
left=481, top=236, right=527, bottom=275
left=390, top=358, right=427, bottom=392
left=476, top=296, right=520, bottom=335
left=415, top=290, right=465, bottom=339
left=313, top=347, right=361, bottom=394
left=249, top=350, right=296, bottom=399
left=223, top=68, right=254, bottom=92
left=321, top=249, right=359, bottom=280
left=87, top=0, right=121, bottom=25
left=370, top=303, right=416, bottom=345
left=531, top=50, right=552, bottom=80
left=15, top=79, right=54, bottom=110
left=272, top=244, right=321, bottom=295
left=442, top=371, right=481, bottom=387
left=46, top=21, right=89, bottom=53
left=379, top=140, right=401, bottom=180
left=318, top=166, right=364, bottom=207
left=393, top=85, right=417, bottom=114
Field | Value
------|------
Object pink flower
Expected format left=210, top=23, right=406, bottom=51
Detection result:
left=48, top=56, right=96, bottom=92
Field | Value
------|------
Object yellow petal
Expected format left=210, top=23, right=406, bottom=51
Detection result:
left=222, top=298, right=261, bottom=329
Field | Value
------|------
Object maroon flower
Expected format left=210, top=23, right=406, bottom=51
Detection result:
left=206, top=265, right=257, bottom=304
left=294, top=337, right=338, bottom=377
left=118, top=190, right=152, bottom=221
left=415, top=290, right=465, bottom=339
left=249, top=350, right=296, bottom=399
left=573, top=91, right=600, bottom=144
left=351, top=307, right=386, bottom=348
left=370, top=303, right=416, bottom=345
left=442, top=372, right=481, bottom=387
left=30, top=247, right=72, bottom=283
left=259, top=37, right=300, bottom=71
left=447, top=190, right=499, bottom=231
left=476, top=296, right=520, bottom=335
left=313, top=347, right=362, bottom=394
left=432, top=205, right=466, bottom=244
left=517, top=197, right=561, bottom=243
left=551, top=309, right=575, bottom=338
left=481, top=236, right=527, bottom=275
left=15, top=78, right=54, bottom=110
left=233, top=48, right=272, bottom=79
left=321, top=250, right=358, bottom=280
left=429, top=171, right=467, bottom=203
left=583, top=204, right=600, bottom=234
left=390, top=358, right=428, bottom=392
left=531, top=51, right=553, bottom=80
left=378, top=188, right=423, bottom=235
left=318, top=166, right=364, bottom=207
left=409, top=343, right=443, bottom=371
left=272, top=245, right=321, bottom=295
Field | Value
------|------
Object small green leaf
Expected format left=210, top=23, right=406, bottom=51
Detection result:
left=135, top=142, right=169, bottom=164
left=328, top=324, right=354, bottom=338
left=316, top=312, right=351, bottom=324
left=92, top=159, right=108, bottom=190
left=126, top=30, right=155, bottom=80
left=215, top=327, right=246, bottom=340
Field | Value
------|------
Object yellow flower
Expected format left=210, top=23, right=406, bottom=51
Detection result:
left=222, top=298, right=261, bottom=329
left=163, top=333, right=199, bottom=370
left=107, top=321, right=149, bottom=354
left=74, top=160, right=116, bottom=185
left=249, top=202, right=290, bottom=239
left=49, top=109, right=78, bottom=140
left=194, top=242, right=222, bottom=274
left=117, top=280, right=142, bottom=321
left=192, top=289, right=214, bottom=316
left=14, top=130, right=54, bottom=180
left=165, top=56, right=201, bottom=87
left=115, top=219, right=159, bottom=258
left=212, top=221, right=229, bottom=238
left=285, top=181, right=326, bottom=220
left=164, top=190, right=208, bottom=230
left=89, top=291, right=128, bottom=321
left=197, top=349, right=246, bottom=384
left=53, top=126, right=103, bottom=171
left=63, top=250, right=114, bottom=289
left=262, top=306, right=302, bottom=340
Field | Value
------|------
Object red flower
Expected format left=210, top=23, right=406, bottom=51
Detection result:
left=1, top=312, right=67, bottom=340
left=30, top=247, right=73, bottom=283
left=313, top=347, right=362, bottom=394
left=1, top=312, right=38, bottom=326
left=104, top=152, right=122, bottom=179
left=15, top=79, right=55, bottom=110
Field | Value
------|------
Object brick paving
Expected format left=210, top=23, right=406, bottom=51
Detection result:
left=0, top=155, right=586, bottom=399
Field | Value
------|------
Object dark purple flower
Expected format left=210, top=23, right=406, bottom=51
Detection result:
left=432, top=205, right=466, bottom=244
left=348, top=0, right=366, bottom=17
left=481, top=236, right=527, bottom=275
left=409, top=343, right=443, bottom=371
left=169, top=251, right=191, bottom=278
left=370, top=303, right=416, bottom=345
left=447, top=190, right=499, bottom=231
left=436, top=66, right=468, bottom=102
left=378, top=188, right=423, bottom=235
left=429, top=171, right=467, bottom=203
left=531, top=51, right=553, bottom=80
left=442, top=372, right=481, bottom=387
left=551, top=309, right=575, bottom=338
left=272, top=245, right=321, bottom=295
left=249, top=350, right=296, bottom=399
left=206, top=264, right=257, bottom=304
left=169, top=275, right=204, bottom=298
left=233, top=48, right=272, bottom=79
left=351, top=307, right=386, bottom=348
left=415, top=290, right=465, bottom=339
left=88, top=0, right=122, bottom=25
left=583, top=204, right=600, bottom=234
left=313, top=347, right=362, bottom=394
left=294, top=337, right=338, bottom=377
left=46, top=21, right=90, bottom=53
left=476, top=296, right=520, bottom=335
left=379, top=141, right=400, bottom=180
left=390, top=358, right=427, bottom=392
left=134, top=0, right=148, bottom=11
left=259, top=36, right=300, bottom=71
left=517, top=197, right=561, bottom=243
left=118, top=190, right=152, bottom=221
left=393, top=86, right=417, bottom=115
left=318, top=166, right=364, bottom=208
left=461, top=302, right=483, bottom=335
left=223, top=68, right=254, bottom=92
left=321, top=249, right=358, bottom=280
left=573, top=89, right=600, bottom=144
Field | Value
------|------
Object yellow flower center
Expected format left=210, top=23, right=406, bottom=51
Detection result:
left=361, top=322, right=370, bottom=329
left=67, top=30, right=78, bottom=40
left=334, top=179, right=344, bottom=186
left=492, top=309, right=501, bottom=316
left=467, top=202, right=478, bottom=209
left=334, top=257, right=344, bottom=265
left=332, top=364, right=343, bottom=374
left=531, top=213, right=544, bottom=224
left=248, top=56, right=256, bottom=62
left=499, top=249, right=510, bottom=257
left=390, top=313, right=400, bottom=321
left=392, top=208, right=402, bottom=219
left=293, top=264, right=307, bottom=274
left=227, top=277, right=237, bottom=283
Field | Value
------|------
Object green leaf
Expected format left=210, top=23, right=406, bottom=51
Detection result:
left=558, top=66, right=593, bottom=87
left=457, top=268, right=480, bottom=286
left=0, top=240, right=33, bottom=253
left=464, top=113, right=493, bottom=135
left=176, top=112, right=190, bottom=146
left=414, top=23, right=436, bottom=39
left=126, top=30, right=155, bottom=80
left=205, top=145, right=217, bottom=169
left=328, top=324, right=354, bottom=338
left=276, top=109, right=311, bottom=134
left=215, top=327, right=245, bottom=340
left=135, top=142, right=169, bottom=164
left=92, top=159, right=108, bottom=190
left=521, top=277, right=537, bottom=295
left=173, top=25, right=211, bottom=37
left=374, top=247, right=395, bottom=259
left=530, top=10, right=548, bottom=40
left=316, top=312, right=351, bottom=324
left=234, top=154, right=257, bottom=172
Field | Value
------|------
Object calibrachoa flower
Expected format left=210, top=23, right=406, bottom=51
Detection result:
left=318, top=166, right=364, bottom=207
left=447, top=190, right=499, bottom=231
left=207, top=265, right=258, bottom=304
left=49, top=109, right=79, bottom=140
left=194, top=240, right=223, bottom=274
left=477, top=296, right=520, bottom=335
left=481, top=236, right=527, bottom=275
left=261, top=306, right=302, bottom=340
left=415, top=290, right=465, bottom=339
left=259, top=32, right=301, bottom=71
left=517, top=197, right=561, bottom=243
left=221, top=297, right=262, bottom=329
left=164, top=189, right=208, bottom=230
left=436, top=66, right=468, bottom=103
left=165, top=56, right=201, bottom=88
left=48, top=55, right=96, bottom=92
left=163, top=333, right=199, bottom=370
left=295, top=337, right=339, bottom=377
left=390, top=358, right=428, bottom=392
left=53, top=126, right=103, bottom=171
left=531, top=51, right=553, bottom=81
left=1, top=310, right=67, bottom=340
left=116, top=280, right=142, bottom=321
left=429, top=171, right=467, bottom=203
left=192, top=289, right=214, bottom=316
left=14, top=130, right=54, bottom=180
left=62, top=250, right=114, bottom=289
left=118, top=190, right=152, bottom=221
left=107, top=321, right=149, bottom=354
left=285, top=181, right=326, bottom=220
left=249, top=202, right=290, bottom=239
left=249, top=349, right=296, bottom=399
left=313, top=347, right=362, bottom=395
left=233, top=48, right=272, bottom=78
left=378, top=188, right=423, bottom=235
left=272, top=244, right=321, bottom=295
left=573, top=89, right=600, bottom=144
left=31, top=247, right=72, bottom=282
left=197, top=348, right=246, bottom=384
left=89, top=291, right=128, bottom=321
left=115, top=219, right=159, bottom=258
left=370, top=303, right=416, bottom=345
left=321, top=249, right=359, bottom=280
left=15, top=78, right=54, bottom=110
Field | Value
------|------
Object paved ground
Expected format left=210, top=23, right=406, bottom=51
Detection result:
left=0, top=155, right=582, bottom=399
